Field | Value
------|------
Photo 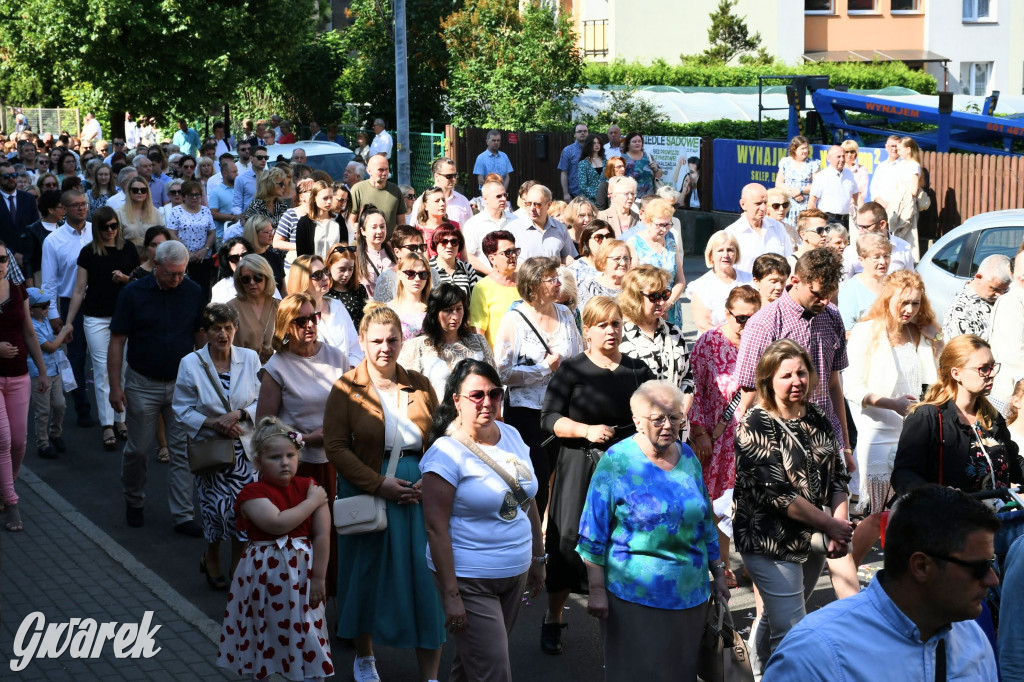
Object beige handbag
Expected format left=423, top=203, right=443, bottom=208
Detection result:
left=187, top=352, right=242, bottom=474
left=333, top=391, right=406, bottom=535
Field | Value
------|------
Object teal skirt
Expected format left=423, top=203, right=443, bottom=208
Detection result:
left=335, top=456, right=445, bottom=649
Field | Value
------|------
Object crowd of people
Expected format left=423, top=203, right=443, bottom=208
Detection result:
left=0, top=115, right=1022, bottom=682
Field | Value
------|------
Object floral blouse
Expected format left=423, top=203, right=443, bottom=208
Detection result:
left=687, top=326, right=742, bottom=501
left=398, top=333, right=496, bottom=400
left=168, top=205, right=215, bottom=253
left=618, top=320, right=694, bottom=395
left=495, top=303, right=583, bottom=410
left=733, top=404, right=850, bottom=563
left=576, top=159, right=605, bottom=202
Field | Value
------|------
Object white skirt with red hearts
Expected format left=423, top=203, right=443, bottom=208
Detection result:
left=217, top=536, right=334, bottom=680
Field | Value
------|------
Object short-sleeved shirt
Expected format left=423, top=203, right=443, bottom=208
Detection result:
left=420, top=421, right=538, bottom=579
left=557, top=142, right=584, bottom=196
left=810, top=166, right=858, bottom=215
left=76, top=243, right=140, bottom=318
left=109, top=276, right=205, bottom=381
left=28, top=317, right=58, bottom=378
left=725, top=215, right=794, bottom=273
left=943, top=282, right=995, bottom=341
left=235, top=477, right=314, bottom=540
left=347, top=181, right=406, bottom=236
left=507, top=216, right=577, bottom=262
left=468, top=276, right=520, bottom=349
left=463, top=211, right=516, bottom=263
left=208, top=183, right=236, bottom=232
left=735, top=288, right=849, bottom=443
left=473, top=150, right=514, bottom=181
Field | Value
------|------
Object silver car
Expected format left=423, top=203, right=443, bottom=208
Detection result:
left=238, top=141, right=354, bottom=181
left=917, top=209, right=1024, bottom=321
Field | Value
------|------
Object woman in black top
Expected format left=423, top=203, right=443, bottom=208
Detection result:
left=539, top=296, right=654, bottom=655
left=64, top=206, right=140, bottom=449
left=893, top=334, right=1023, bottom=495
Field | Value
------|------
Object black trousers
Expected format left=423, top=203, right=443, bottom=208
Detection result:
left=58, top=297, right=91, bottom=418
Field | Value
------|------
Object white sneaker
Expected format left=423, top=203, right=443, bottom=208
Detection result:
left=354, top=655, right=381, bottom=681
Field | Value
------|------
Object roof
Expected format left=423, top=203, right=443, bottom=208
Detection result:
left=803, top=49, right=950, bottom=64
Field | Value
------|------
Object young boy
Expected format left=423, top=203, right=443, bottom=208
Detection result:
left=27, top=288, right=72, bottom=459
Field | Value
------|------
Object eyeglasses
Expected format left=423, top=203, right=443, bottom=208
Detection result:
left=856, top=220, right=880, bottom=231
left=226, top=253, right=245, bottom=264
left=42, top=182, right=58, bottom=189
left=865, top=253, right=892, bottom=262
left=644, top=413, right=685, bottom=428
left=541, top=276, right=561, bottom=284
left=402, top=270, right=430, bottom=281
left=497, top=247, right=521, bottom=259
left=458, top=387, right=505, bottom=404
left=331, top=244, right=357, bottom=254
left=591, top=232, right=612, bottom=243
left=400, top=243, right=425, bottom=253
left=770, top=202, right=790, bottom=210
left=309, top=268, right=329, bottom=282
left=292, top=311, right=322, bottom=327
left=101, top=221, right=119, bottom=232
left=608, top=255, right=632, bottom=264
left=185, top=193, right=202, bottom=199
left=240, top=273, right=266, bottom=286
left=730, top=312, right=751, bottom=325
left=436, top=172, right=458, bottom=181
left=522, top=201, right=548, bottom=209
left=925, top=552, right=996, bottom=580
left=643, top=290, right=671, bottom=303
left=167, top=189, right=181, bottom=196
left=254, top=155, right=269, bottom=160
left=967, top=363, right=1001, bottom=378
left=130, top=187, right=148, bottom=195
left=652, top=221, right=674, bottom=230
left=437, top=238, right=460, bottom=248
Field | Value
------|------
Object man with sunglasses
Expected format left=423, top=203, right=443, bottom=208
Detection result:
left=464, top=180, right=515, bottom=274
left=842, top=202, right=915, bottom=280
left=133, top=155, right=169, bottom=208
left=109, top=240, right=206, bottom=535
left=232, top=145, right=269, bottom=215
left=727, top=183, right=794, bottom=273
left=410, top=157, right=473, bottom=227
left=0, top=161, right=39, bottom=263
left=764, top=485, right=999, bottom=681
left=808, top=146, right=860, bottom=229
left=103, top=137, right=127, bottom=165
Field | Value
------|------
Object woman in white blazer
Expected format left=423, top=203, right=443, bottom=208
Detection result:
left=843, top=270, right=940, bottom=565
left=173, top=303, right=262, bottom=591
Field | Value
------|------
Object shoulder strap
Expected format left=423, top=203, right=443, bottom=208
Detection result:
left=514, top=308, right=551, bottom=355
left=446, top=425, right=532, bottom=511
left=193, top=351, right=231, bottom=412
left=937, top=408, right=944, bottom=486
left=382, top=389, right=408, bottom=479
left=767, top=411, right=811, bottom=460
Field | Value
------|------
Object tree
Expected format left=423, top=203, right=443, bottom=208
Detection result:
left=699, top=0, right=768, bottom=65
left=441, top=0, right=584, bottom=130
left=581, top=83, right=668, bottom=134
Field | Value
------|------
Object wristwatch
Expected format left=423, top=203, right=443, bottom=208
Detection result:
left=710, top=561, right=726, bottom=571
left=532, top=554, right=549, bottom=565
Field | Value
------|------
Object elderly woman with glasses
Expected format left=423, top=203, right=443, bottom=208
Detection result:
left=596, top=175, right=638, bottom=237
left=540, top=296, right=654, bottom=655
left=578, top=238, right=631, bottom=310
left=686, top=230, right=752, bottom=336
left=62, top=206, right=140, bottom=450
left=626, top=198, right=685, bottom=326
left=257, top=292, right=351, bottom=597
left=287, top=254, right=362, bottom=367
left=158, top=179, right=185, bottom=226
left=226, top=254, right=280, bottom=364
left=688, top=284, right=762, bottom=587
left=578, top=379, right=727, bottom=680
left=168, top=180, right=217, bottom=301
left=838, top=232, right=893, bottom=332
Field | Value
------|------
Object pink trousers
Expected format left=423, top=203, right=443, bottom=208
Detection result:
left=0, top=374, right=32, bottom=505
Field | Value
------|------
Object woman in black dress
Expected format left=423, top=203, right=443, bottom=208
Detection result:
left=539, top=296, right=654, bottom=655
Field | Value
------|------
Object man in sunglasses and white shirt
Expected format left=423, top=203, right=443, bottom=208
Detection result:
left=841, top=202, right=915, bottom=280
left=464, top=180, right=515, bottom=274
left=410, top=157, right=473, bottom=227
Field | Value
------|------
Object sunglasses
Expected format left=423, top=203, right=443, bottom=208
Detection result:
left=226, top=253, right=245, bottom=264
left=130, top=187, right=148, bottom=194
left=403, top=270, right=430, bottom=281
left=803, top=226, right=830, bottom=237
left=497, top=247, right=521, bottom=259
left=591, top=232, right=612, bottom=243
left=185, top=193, right=202, bottom=199
left=101, top=221, right=119, bottom=232
left=240, top=273, right=265, bottom=286
left=292, top=311, right=322, bottom=327
left=770, top=202, right=790, bottom=210
left=310, top=268, right=329, bottom=282
left=458, top=387, right=505, bottom=404
left=331, top=244, right=358, bottom=254
left=436, top=172, right=458, bottom=181
left=404, top=194, right=416, bottom=200
left=731, top=312, right=751, bottom=325
left=437, top=238, right=460, bottom=247
left=0, top=173, right=16, bottom=180
left=0, top=255, right=9, bottom=264
left=645, top=413, right=685, bottom=428
left=926, top=552, right=996, bottom=580
left=254, top=155, right=269, bottom=160
left=401, top=243, right=425, bottom=253
left=643, top=290, right=671, bottom=303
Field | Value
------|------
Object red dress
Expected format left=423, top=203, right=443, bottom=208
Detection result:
left=687, top=326, right=741, bottom=501
left=217, top=476, right=333, bottom=680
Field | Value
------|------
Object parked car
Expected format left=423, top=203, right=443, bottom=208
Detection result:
left=917, top=209, right=1024, bottom=321
left=240, top=141, right=354, bottom=181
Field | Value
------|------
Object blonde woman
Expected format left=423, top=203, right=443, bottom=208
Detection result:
left=389, top=251, right=432, bottom=340
left=116, top=176, right=164, bottom=250
left=837, top=232, right=892, bottom=332
left=226, top=254, right=280, bottom=364
left=844, top=271, right=939, bottom=564
left=841, top=140, right=868, bottom=208
left=685, top=230, right=751, bottom=335
left=295, top=180, right=342, bottom=260
left=242, top=166, right=290, bottom=229
left=625, top=198, right=685, bottom=325
left=286, top=254, right=363, bottom=367
left=890, top=137, right=924, bottom=259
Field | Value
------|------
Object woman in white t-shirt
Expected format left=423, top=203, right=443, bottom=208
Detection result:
left=422, top=359, right=545, bottom=682
left=685, top=230, right=751, bottom=336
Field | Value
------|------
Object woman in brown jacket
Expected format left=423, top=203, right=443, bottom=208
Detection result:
left=324, top=302, right=444, bottom=682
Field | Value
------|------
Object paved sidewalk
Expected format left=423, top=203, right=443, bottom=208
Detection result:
left=0, top=466, right=237, bottom=681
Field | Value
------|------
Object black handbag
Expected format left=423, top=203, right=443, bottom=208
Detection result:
left=697, top=595, right=755, bottom=682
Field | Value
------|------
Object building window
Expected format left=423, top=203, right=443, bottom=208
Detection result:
left=848, top=0, right=876, bottom=11
left=891, top=0, right=919, bottom=10
left=961, top=62, right=992, bottom=95
left=805, top=0, right=833, bottom=13
left=963, top=0, right=992, bottom=21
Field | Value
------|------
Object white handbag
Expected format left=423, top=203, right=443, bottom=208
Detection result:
left=333, top=391, right=406, bottom=535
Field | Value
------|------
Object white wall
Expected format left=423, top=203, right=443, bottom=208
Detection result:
left=924, top=0, right=1020, bottom=96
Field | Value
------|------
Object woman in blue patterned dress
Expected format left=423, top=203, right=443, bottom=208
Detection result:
left=775, top=136, right=816, bottom=226
left=577, top=379, right=729, bottom=681
left=625, top=198, right=686, bottom=326
left=621, top=132, right=663, bottom=197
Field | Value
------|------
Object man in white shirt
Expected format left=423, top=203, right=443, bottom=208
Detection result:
left=410, top=157, right=473, bottom=227
left=464, top=180, right=515, bottom=274
left=80, top=113, right=102, bottom=146
left=604, top=125, right=623, bottom=158
left=103, top=136, right=128, bottom=164
left=842, top=202, right=915, bottom=279
left=868, top=134, right=903, bottom=209
left=212, top=121, right=235, bottom=156
left=125, top=112, right=140, bottom=150
left=507, top=184, right=577, bottom=263
left=809, top=145, right=859, bottom=229
left=726, top=183, right=794, bottom=272
left=105, top=167, right=138, bottom=212
left=987, top=250, right=1024, bottom=411
left=368, top=118, right=394, bottom=159
left=42, top=190, right=93, bottom=425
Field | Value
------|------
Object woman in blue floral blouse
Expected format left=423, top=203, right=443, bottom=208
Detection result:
left=577, top=379, right=728, bottom=681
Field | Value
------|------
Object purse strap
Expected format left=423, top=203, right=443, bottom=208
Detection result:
left=514, top=308, right=551, bottom=355
left=193, top=351, right=231, bottom=412
left=938, top=408, right=944, bottom=486
left=382, top=389, right=408, bottom=479
left=446, top=424, right=532, bottom=512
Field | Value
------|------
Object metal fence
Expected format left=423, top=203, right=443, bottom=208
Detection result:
left=3, top=107, right=80, bottom=136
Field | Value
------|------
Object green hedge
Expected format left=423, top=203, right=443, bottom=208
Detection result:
left=584, top=59, right=937, bottom=95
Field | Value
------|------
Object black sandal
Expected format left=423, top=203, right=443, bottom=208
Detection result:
left=199, top=556, right=228, bottom=590
left=540, top=619, right=568, bottom=655
left=102, top=426, right=117, bottom=451
left=115, top=423, right=128, bottom=441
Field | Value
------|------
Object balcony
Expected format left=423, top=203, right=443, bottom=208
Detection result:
left=582, top=19, right=608, bottom=59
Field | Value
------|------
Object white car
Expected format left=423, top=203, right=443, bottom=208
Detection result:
left=241, top=141, right=355, bottom=181
left=917, top=209, right=1024, bottom=321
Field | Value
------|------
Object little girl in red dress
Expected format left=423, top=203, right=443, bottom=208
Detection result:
left=217, top=416, right=334, bottom=681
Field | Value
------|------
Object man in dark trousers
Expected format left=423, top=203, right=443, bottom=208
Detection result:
left=0, top=160, right=40, bottom=268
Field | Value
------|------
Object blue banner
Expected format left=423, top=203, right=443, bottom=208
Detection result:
left=711, top=139, right=887, bottom=213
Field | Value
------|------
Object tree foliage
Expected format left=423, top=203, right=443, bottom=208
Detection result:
left=699, top=0, right=765, bottom=65
left=581, top=84, right=669, bottom=134
left=441, top=0, right=584, bottom=131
